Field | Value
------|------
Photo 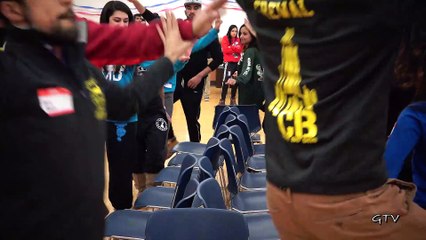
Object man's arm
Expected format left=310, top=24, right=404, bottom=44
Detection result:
left=187, top=39, right=223, bottom=89
left=84, top=19, right=193, bottom=67
left=192, top=18, right=222, bottom=53
left=128, top=0, right=160, bottom=22
left=206, top=38, right=224, bottom=72
left=92, top=12, right=193, bottom=119
left=192, top=28, right=218, bottom=53
left=142, top=8, right=161, bottom=22
left=93, top=58, right=174, bottom=120
left=83, top=0, right=227, bottom=67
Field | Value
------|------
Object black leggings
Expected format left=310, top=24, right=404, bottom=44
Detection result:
left=106, top=121, right=137, bottom=210
left=220, top=62, right=238, bottom=101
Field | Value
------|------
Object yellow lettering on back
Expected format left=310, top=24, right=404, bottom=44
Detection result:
left=253, top=0, right=315, bottom=20
left=297, top=0, right=315, bottom=17
left=267, top=2, right=281, bottom=20
left=288, top=0, right=302, bottom=18
left=268, top=28, right=318, bottom=144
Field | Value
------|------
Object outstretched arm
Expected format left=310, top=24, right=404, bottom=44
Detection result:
left=192, top=18, right=222, bottom=53
left=128, top=0, right=160, bottom=22
left=94, top=12, right=194, bottom=119
left=84, top=0, right=227, bottom=67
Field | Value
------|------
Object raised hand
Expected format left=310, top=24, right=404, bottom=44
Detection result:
left=128, top=0, right=146, bottom=14
left=156, top=12, right=193, bottom=63
left=244, top=18, right=257, bottom=37
left=214, top=17, right=223, bottom=31
left=192, top=0, right=227, bottom=37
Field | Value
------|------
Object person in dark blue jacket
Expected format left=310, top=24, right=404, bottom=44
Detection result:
left=385, top=30, right=426, bottom=209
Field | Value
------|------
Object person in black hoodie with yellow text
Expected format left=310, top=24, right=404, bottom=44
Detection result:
left=237, top=0, right=426, bottom=239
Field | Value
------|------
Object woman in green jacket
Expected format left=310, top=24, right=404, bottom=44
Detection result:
left=226, top=24, right=264, bottom=110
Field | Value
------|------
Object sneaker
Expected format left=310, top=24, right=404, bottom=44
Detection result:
left=218, top=99, right=225, bottom=106
left=230, top=98, right=237, bottom=105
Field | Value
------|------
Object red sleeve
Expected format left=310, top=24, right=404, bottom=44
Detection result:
left=84, top=19, right=194, bottom=67
left=231, top=38, right=243, bottom=54
left=221, top=36, right=234, bottom=55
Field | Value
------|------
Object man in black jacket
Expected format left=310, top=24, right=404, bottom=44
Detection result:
left=173, top=0, right=223, bottom=142
left=0, top=0, right=201, bottom=238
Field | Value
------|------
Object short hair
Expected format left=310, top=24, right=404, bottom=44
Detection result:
left=134, top=13, right=143, bottom=18
left=100, top=1, right=134, bottom=24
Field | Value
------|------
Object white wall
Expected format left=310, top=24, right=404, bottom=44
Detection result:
left=73, top=0, right=247, bottom=38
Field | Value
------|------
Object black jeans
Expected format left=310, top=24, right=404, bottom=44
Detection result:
left=174, top=77, right=204, bottom=142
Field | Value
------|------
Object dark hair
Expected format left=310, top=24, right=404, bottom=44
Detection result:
left=134, top=13, right=144, bottom=19
left=100, top=1, right=134, bottom=24
left=226, top=25, right=238, bottom=46
left=395, top=26, right=426, bottom=101
left=239, top=24, right=257, bottom=49
left=100, top=1, right=133, bottom=73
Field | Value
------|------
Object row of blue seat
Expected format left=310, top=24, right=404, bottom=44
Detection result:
left=104, top=106, right=279, bottom=239
left=105, top=150, right=278, bottom=239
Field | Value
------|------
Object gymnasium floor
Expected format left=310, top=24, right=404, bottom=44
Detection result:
left=103, top=84, right=265, bottom=212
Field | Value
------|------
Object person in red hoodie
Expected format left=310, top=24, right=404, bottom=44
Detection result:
left=219, top=24, right=242, bottom=105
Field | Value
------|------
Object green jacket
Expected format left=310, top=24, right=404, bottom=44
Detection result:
left=236, top=47, right=264, bottom=109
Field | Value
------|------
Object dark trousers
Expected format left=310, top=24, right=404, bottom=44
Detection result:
left=106, top=122, right=137, bottom=210
left=168, top=122, right=175, bottom=140
left=134, top=112, right=168, bottom=173
left=220, top=62, right=238, bottom=101
left=174, top=77, right=204, bottom=142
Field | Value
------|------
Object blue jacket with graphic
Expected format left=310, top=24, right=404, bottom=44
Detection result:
left=385, top=101, right=426, bottom=208
left=102, top=65, right=137, bottom=123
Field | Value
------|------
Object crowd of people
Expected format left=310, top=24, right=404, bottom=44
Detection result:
left=1, top=0, right=425, bottom=239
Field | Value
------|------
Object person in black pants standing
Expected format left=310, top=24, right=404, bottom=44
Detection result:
left=173, top=0, right=223, bottom=142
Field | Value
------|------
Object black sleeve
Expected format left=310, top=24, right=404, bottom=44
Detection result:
left=207, top=39, right=223, bottom=71
left=394, top=1, right=426, bottom=48
left=142, top=9, right=160, bottom=22
left=411, top=1, right=426, bottom=44
left=87, top=57, right=174, bottom=120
